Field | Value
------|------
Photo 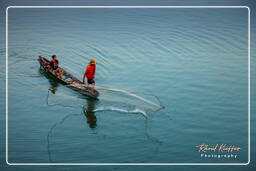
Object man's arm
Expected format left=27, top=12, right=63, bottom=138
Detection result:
left=82, top=67, right=88, bottom=84
left=56, top=60, right=60, bottom=67
left=92, top=65, right=96, bottom=77
left=82, top=71, right=86, bottom=84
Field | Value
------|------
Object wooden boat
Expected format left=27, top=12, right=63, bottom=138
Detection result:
left=38, top=56, right=100, bottom=99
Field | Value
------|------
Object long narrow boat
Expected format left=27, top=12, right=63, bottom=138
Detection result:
left=38, top=56, right=100, bottom=99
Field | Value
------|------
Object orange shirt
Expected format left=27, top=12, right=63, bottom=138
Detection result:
left=85, top=64, right=96, bottom=79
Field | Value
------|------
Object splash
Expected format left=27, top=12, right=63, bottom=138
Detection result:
left=93, top=106, right=147, bottom=117
left=96, top=85, right=165, bottom=112
left=46, top=82, right=165, bottom=114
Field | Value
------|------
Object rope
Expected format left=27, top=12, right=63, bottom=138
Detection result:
left=46, top=88, right=83, bottom=108
left=47, top=112, right=82, bottom=162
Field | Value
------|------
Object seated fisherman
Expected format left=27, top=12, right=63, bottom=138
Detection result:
left=48, top=55, right=62, bottom=76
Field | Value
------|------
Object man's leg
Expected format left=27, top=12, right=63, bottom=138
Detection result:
left=53, top=69, right=60, bottom=76
left=85, top=83, right=89, bottom=91
left=56, top=69, right=62, bottom=76
left=91, top=83, right=95, bottom=92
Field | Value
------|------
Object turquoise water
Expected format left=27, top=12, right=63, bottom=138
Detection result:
left=2, top=6, right=251, bottom=166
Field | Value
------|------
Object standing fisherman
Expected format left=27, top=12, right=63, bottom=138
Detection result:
left=83, top=59, right=96, bottom=93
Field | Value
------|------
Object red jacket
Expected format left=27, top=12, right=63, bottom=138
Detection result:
left=85, top=64, right=96, bottom=79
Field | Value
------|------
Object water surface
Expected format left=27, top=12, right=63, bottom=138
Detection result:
left=6, top=7, right=248, bottom=163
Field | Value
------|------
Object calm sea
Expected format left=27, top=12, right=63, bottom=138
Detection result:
left=0, top=6, right=253, bottom=170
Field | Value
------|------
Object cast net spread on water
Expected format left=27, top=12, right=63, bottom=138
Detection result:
left=45, top=85, right=164, bottom=162
left=96, top=85, right=164, bottom=111
left=46, top=84, right=164, bottom=116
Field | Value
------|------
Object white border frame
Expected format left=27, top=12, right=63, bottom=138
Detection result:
left=5, top=6, right=251, bottom=166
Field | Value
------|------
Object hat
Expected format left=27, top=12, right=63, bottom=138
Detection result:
left=89, top=58, right=96, bottom=65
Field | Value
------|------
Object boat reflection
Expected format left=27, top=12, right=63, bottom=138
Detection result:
left=39, top=68, right=60, bottom=94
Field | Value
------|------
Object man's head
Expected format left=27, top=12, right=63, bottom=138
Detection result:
left=89, top=58, right=96, bottom=65
left=52, top=55, right=57, bottom=60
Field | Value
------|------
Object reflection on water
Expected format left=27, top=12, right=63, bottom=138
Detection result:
left=83, top=99, right=97, bottom=129
left=39, top=68, right=60, bottom=94
left=43, top=72, right=161, bottom=162
left=44, top=78, right=99, bottom=161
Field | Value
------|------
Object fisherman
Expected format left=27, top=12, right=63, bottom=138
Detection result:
left=83, top=58, right=96, bottom=92
left=48, top=55, right=62, bottom=76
